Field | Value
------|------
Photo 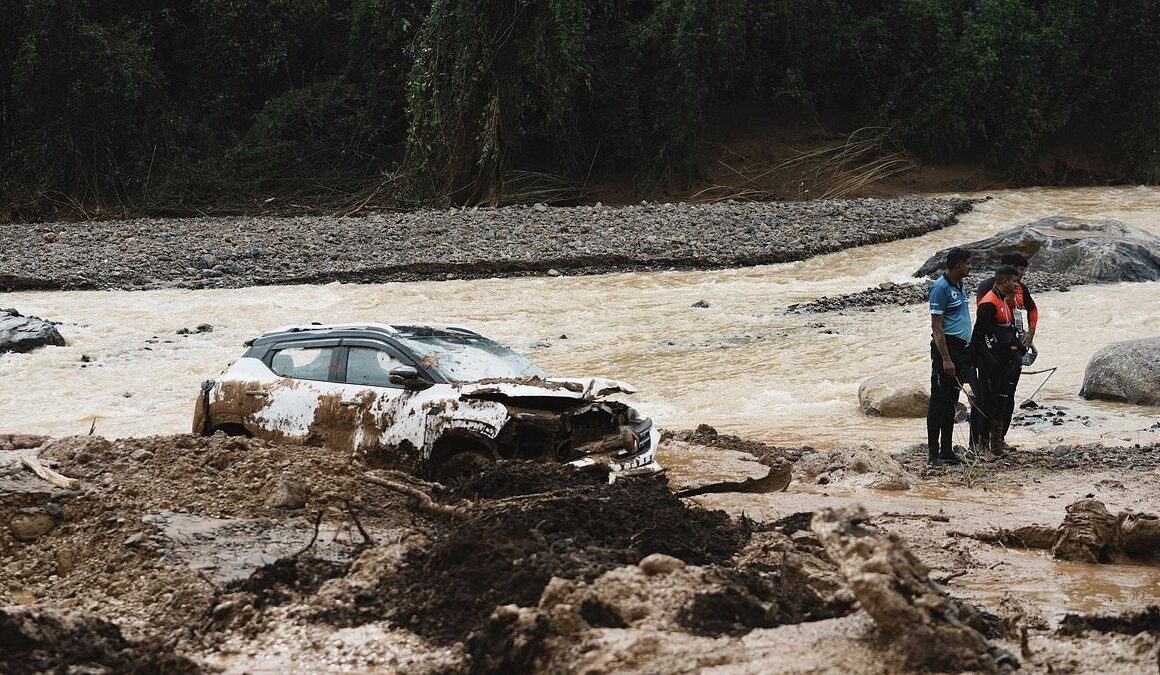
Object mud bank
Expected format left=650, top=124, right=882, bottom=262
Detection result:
left=3, top=431, right=1158, bottom=673
left=0, top=196, right=974, bottom=291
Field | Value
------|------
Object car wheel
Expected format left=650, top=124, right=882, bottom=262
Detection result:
left=435, top=451, right=493, bottom=484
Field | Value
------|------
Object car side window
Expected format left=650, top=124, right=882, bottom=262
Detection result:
left=346, top=347, right=405, bottom=387
left=270, top=347, right=337, bottom=382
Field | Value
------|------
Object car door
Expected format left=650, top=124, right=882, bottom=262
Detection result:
left=249, top=339, right=344, bottom=445
left=329, top=339, right=426, bottom=457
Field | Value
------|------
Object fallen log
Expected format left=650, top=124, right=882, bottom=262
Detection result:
left=965, top=499, right=1159, bottom=563
left=675, top=463, right=791, bottom=498
left=19, top=454, right=80, bottom=490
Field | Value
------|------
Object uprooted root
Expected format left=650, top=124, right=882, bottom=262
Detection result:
left=964, top=498, right=1160, bottom=563
left=812, top=505, right=1018, bottom=672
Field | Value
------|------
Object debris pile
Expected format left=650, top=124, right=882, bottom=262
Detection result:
left=812, top=505, right=1018, bottom=672
left=967, top=498, right=1160, bottom=563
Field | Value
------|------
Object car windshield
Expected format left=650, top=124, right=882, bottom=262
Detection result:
left=392, top=327, right=547, bottom=382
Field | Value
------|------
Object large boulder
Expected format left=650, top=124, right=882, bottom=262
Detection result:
left=1080, top=337, right=1160, bottom=406
left=0, top=309, right=65, bottom=353
left=858, top=374, right=928, bottom=417
left=915, top=217, right=1160, bottom=282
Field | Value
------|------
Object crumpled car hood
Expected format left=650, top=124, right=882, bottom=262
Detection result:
left=455, top=376, right=635, bottom=400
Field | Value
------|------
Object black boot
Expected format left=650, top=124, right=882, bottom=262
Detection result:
left=939, top=448, right=964, bottom=465
left=927, top=448, right=944, bottom=467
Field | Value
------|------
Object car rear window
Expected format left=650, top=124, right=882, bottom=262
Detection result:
left=270, top=347, right=336, bottom=381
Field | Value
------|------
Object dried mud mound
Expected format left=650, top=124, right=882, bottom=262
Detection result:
left=0, top=606, right=199, bottom=674
left=1, top=434, right=415, bottom=645
left=227, top=556, right=352, bottom=610
left=666, top=424, right=808, bottom=466
left=319, top=468, right=751, bottom=643
left=466, top=526, right=856, bottom=673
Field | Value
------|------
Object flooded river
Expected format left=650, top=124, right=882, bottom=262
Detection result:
left=3, top=186, right=1157, bottom=447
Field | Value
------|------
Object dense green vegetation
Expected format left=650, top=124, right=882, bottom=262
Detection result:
left=2, top=0, right=1158, bottom=219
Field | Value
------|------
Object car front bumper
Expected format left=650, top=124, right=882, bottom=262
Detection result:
left=567, top=425, right=663, bottom=480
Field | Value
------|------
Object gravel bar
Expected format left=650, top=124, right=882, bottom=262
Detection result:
left=785, top=271, right=1095, bottom=314
left=1, top=197, right=977, bottom=291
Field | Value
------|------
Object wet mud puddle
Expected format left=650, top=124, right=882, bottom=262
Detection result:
left=660, top=439, right=1160, bottom=623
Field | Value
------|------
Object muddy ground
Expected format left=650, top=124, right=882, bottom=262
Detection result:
left=2, top=430, right=1157, bottom=673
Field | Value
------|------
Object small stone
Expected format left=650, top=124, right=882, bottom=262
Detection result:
left=639, top=553, right=685, bottom=575
left=265, top=478, right=310, bottom=509
left=124, top=532, right=146, bottom=546
left=130, top=449, right=153, bottom=462
left=691, top=300, right=710, bottom=308
left=10, top=509, right=55, bottom=542
left=43, top=232, right=58, bottom=243
left=80, top=354, right=94, bottom=363
left=546, top=269, right=561, bottom=277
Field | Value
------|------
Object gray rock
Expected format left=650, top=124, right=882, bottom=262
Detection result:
left=638, top=553, right=685, bottom=575
left=1080, top=337, right=1160, bottom=405
left=265, top=478, right=310, bottom=509
left=858, top=374, right=929, bottom=418
left=0, top=310, right=65, bottom=354
left=915, top=217, right=1160, bottom=282
left=10, top=508, right=55, bottom=542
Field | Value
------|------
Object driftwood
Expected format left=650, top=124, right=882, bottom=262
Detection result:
left=361, top=472, right=471, bottom=520
left=965, top=499, right=1160, bottom=563
left=813, top=505, right=1017, bottom=672
left=19, top=454, right=80, bottom=490
left=675, top=463, right=792, bottom=498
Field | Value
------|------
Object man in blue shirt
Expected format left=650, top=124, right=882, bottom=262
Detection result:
left=927, top=247, right=973, bottom=466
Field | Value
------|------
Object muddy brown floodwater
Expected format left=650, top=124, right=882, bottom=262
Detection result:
left=2, top=186, right=1159, bottom=673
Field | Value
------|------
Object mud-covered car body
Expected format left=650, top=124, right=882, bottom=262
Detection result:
left=193, top=323, right=661, bottom=479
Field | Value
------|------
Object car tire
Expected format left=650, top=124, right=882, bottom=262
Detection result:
left=435, top=450, right=493, bottom=484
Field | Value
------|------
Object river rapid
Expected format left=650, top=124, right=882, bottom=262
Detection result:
left=2, top=186, right=1158, bottom=448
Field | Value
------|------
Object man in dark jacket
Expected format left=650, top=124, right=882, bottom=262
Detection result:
left=976, top=252, right=1039, bottom=445
left=971, top=265, right=1022, bottom=454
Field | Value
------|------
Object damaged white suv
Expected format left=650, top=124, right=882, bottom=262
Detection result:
left=193, top=323, right=661, bottom=481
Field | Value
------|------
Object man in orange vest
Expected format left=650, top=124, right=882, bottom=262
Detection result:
left=976, top=252, right=1039, bottom=446
left=971, top=265, right=1023, bottom=454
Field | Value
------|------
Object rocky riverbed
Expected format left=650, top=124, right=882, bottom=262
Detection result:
left=1, top=197, right=975, bottom=291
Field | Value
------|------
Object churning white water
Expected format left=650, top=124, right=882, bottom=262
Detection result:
left=2, top=187, right=1158, bottom=447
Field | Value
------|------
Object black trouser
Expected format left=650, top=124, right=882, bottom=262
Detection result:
left=972, top=354, right=1018, bottom=448
left=928, top=336, right=972, bottom=459
left=1000, top=365, right=1022, bottom=437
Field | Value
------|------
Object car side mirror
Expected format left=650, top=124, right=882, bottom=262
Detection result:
left=390, top=365, right=433, bottom=390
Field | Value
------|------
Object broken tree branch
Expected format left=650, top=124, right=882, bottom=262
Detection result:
left=344, top=499, right=374, bottom=547
left=20, top=454, right=80, bottom=489
left=362, top=472, right=470, bottom=520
